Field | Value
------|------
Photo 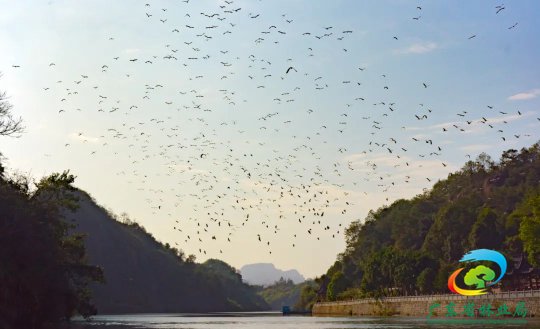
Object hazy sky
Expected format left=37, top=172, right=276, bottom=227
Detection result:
left=0, top=0, right=539, bottom=278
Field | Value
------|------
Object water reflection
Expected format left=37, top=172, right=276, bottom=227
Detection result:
left=69, top=314, right=540, bottom=329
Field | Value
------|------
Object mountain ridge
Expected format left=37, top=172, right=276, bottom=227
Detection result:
left=65, top=190, right=270, bottom=314
left=240, top=263, right=305, bottom=286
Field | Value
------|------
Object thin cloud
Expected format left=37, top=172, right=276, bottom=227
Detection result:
left=411, top=133, right=431, bottom=140
left=396, top=42, right=438, bottom=54
left=459, top=144, right=493, bottom=152
left=122, top=48, right=141, bottom=54
left=508, top=89, right=540, bottom=101
left=486, top=112, right=531, bottom=124
left=70, top=133, right=99, bottom=143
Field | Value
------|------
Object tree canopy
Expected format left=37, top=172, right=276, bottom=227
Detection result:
left=0, top=168, right=103, bottom=329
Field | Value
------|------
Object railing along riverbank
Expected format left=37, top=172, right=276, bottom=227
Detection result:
left=315, top=290, right=540, bottom=306
left=313, top=290, right=540, bottom=317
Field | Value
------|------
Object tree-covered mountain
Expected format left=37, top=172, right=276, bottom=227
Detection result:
left=255, top=278, right=315, bottom=310
left=64, top=189, right=270, bottom=314
left=297, top=143, right=540, bottom=308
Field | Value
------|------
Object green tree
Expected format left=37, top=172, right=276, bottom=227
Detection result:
left=0, top=169, right=103, bottom=328
left=518, top=195, right=540, bottom=266
left=423, top=195, right=481, bottom=262
left=416, top=267, right=436, bottom=294
left=294, top=282, right=318, bottom=311
left=326, top=271, right=348, bottom=301
left=469, top=207, right=503, bottom=249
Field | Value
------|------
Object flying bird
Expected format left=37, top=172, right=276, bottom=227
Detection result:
left=286, top=67, right=297, bottom=74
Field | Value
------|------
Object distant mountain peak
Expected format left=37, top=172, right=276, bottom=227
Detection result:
left=240, top=263, right=305, bottom=286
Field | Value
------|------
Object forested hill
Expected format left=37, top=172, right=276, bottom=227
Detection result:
left=256, top=278, right=317, bottom=311
left=312, top=143, right=540, bottom=303
left=65, top=190, right=269, bottom=314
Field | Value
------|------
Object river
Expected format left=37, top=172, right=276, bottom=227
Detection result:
left=69, top=313, right=540, bottom=329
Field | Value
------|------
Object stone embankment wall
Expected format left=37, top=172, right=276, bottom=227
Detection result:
left=313, top=290, right=540, bottom=317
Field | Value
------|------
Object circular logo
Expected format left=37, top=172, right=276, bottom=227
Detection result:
left=448, top=249, right=507, bottom=296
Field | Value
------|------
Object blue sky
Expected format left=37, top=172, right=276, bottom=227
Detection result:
left=0, top=0, right=539, bottom=278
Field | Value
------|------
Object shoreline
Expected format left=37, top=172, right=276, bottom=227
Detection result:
left=313, top=290, right=540, bottom=317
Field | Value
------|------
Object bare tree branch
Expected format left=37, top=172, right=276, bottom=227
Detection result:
left=0, top=73, right=24, bottom=137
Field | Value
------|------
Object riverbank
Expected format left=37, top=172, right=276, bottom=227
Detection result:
left=312, top=290, right=540, bottom=317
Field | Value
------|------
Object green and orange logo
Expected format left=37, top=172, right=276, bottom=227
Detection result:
left=448, top=249, right=507, bottom=296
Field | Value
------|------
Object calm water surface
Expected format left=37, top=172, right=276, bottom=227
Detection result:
left=70, top=313, right=540, bottom=329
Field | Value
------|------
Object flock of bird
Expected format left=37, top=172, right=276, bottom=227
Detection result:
left=7, top=1, right=538, bottom=259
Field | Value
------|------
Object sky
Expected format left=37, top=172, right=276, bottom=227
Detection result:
left=0, top=0, right=539, bottom=279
